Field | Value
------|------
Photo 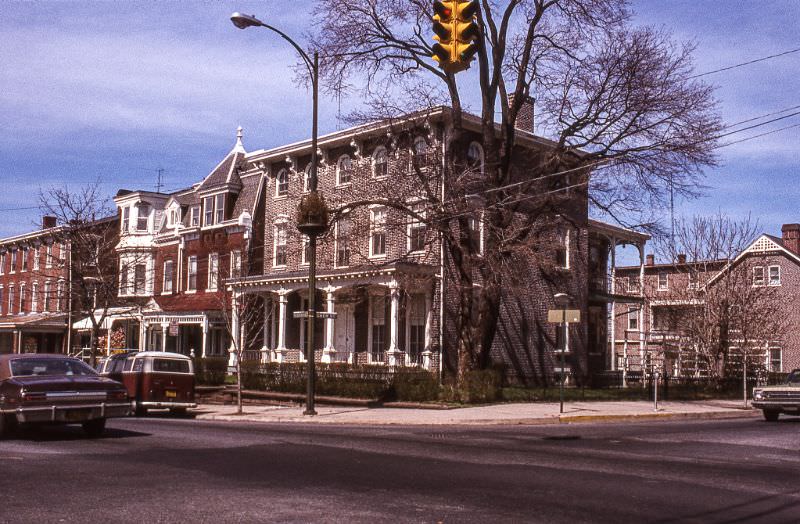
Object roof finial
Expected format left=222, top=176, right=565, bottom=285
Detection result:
left=233, top=125, right=245, bottom=153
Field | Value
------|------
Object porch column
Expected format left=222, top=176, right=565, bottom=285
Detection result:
left=161, top=322, right=169, bottom=353
left=107, top=323, right=114, bottom=355
left=228, top=291, right=239, bottom=370
left=275, top=289, right=288, bottom=363
left=201, top=316, right=209, bottom=358
left=638, top=243, right=646, bottom=372
left=261, top=294, right=270, bottom=364
left=387, top=280, right=402, bottom=366
left=422, top=291, right=433, bottom=370
left=138, top=321, right=146, bottom=351
left=14, top=329, right=22, bottom=354
left=609, top=236, right=617, bottom=372
left=322, top=287, right=336, bottom=363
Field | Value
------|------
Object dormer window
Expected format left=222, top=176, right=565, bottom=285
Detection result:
left=336, top=154, right=352, bottom=185
left=136, top=203, right=150, bottom=232
left=122, top=206, right=130, bottom=233
left=167, top=208, right=179, bottom=227
left=191, top=206, right=200, bottom=227
left=204, top=197, right=214, bottom=225
left=215, top=194, right=225, bottom=224
left=467, top=141, right=484, bottom=174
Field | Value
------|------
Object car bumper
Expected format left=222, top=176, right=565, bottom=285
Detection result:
left=3, top=402, right=132, bottom=423
left=752, top=400, right=800, bottom=412
left=139, top=401, right=197, bottom=410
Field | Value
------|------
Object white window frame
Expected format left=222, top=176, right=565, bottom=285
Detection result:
left=275, top=169, right=289, bottom=197
left=768, top=347, right=782, bottom=373
left=467, top=214, right=484, bottom=255
left=122, top=206, right=130, bottom=233
left=273, top=222, right=288, bottom=267
left=0, top=285, right=3, bottom=315
left=191, top=206, right=201, bottom=227
left=466, top=141, right=484, bottom=174
left=335, top=215, right=352, bottom=268
left=369, top=206, right=387, bottom=258
left=163, top=260, right=174, bottom=294
left=657, top=272, right=668, bottom=291
left=752, top=266, right=765, bottom=287
left=19, top=283, right=26, bottom=313
left=133, top=263, right=147, bottom=295
left=21, top=247, right=28, bottom=272
left=204, top=196, right=214, bottom=226
left=231, top=250, right=242, bottom=279
left=215, top=193, right=225, bottom=224
left=186, top=255, right=198, bottom=292
left=8, top=285, right=15, bottom=314
left=300, top=236, right=310, bottom=266
left=0, top=252, right=5, bottom=275
left=768, top=265, right=781, bottom=286
left=30, top=282, right=38, bottom=313
left=56, top=280, right=64, bottom=312
left=303, top=164, right=312, bottom=193
left=411, top=136, right=431, bottom=171
left=10, top=250, right=17, bottom=274
left=336, top=154, right=353, bottom=186
left=33, top=246, right=40, bottom=271
left=136, top=204, right=150, bottom=232
left=407, top=204, right=427, bottom=253
left=208, top=253, right=219, bottom=291
left=627, top=307, right=639, bottom=331
left=43, top=281, right=51, bottom=312
left=372, top=146, right=389, bottom=179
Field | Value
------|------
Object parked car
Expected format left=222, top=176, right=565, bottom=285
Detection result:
left=98, top=351, right=196, bottom=416
left=752, top=369, right=800, bottom=421
left=0, top=354, right=130, bottom=438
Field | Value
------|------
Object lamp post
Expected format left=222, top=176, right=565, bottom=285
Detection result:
left=554, top=293, right=572, bottom=414
left=231, top=12, right=324, bottom=416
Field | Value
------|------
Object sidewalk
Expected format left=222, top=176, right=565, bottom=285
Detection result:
left=191, top=400, right=759, bottom=426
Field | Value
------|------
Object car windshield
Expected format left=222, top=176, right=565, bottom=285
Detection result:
left=787, top=370, right=800, bottom=385
left=10, top=358, right=98, bottom=377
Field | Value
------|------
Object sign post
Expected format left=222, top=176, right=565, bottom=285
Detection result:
left=549, top=294, right=579, bottom=415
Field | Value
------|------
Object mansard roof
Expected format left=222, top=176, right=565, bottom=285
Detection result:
left=196, top=126, right=246, bottom=193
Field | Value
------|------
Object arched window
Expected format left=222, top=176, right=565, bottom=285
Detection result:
left=276, top=169, right=289, bottom=197
left=467, top=141, right=484, bottom=173
left=372, top=146, right=388, bottom=178
left=412, top=136, right=430, bottom=170
left=336, top=154, right=352, bottom=185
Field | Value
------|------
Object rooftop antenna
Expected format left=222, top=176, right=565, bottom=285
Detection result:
left=156, top=167, right=165, bottom=193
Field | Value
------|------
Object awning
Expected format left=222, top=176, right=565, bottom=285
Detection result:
left=72, top=307, right=141, bottom=331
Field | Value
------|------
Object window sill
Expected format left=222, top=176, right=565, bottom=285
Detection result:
left=369, top=254, right=388, bottom=260
left=185, top=289, right=197, bottom=294
left=273, top=194, right=289, bottom=201
left=335, top=182, right=352, bottom=189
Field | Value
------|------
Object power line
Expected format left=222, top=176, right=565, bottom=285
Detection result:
left=689, top=46, right=800, bottom=79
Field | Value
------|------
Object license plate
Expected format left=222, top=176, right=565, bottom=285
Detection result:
left=165, top=390, right=177, bottom=398
left=65, top=410, right=90, bottom=422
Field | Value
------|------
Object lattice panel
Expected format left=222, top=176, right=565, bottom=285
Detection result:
left=748, top=235, right=780, bottom=253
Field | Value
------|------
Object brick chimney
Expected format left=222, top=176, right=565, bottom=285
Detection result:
left=677, top=253, right=687, bottom=264
left=508, top=94, right=535, bottom=133
left=42, top=216, right=57, bottom=229
left=645, top=254, right=654, bottom=266
left=782, top=224, right=800, bottom=254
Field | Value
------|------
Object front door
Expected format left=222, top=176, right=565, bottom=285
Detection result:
left=333, top=303, right=355, bottom=361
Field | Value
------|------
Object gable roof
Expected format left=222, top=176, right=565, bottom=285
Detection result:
left=706, top=233, right=800, bottom=286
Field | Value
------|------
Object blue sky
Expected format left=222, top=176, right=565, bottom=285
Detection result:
left=1, top=0, right=798, bottom=257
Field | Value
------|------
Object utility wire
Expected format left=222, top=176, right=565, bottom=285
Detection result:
left=688, top=47, right=800, bottom=79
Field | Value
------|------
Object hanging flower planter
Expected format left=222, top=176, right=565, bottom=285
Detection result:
left=296, top=191, right=330, bottom=236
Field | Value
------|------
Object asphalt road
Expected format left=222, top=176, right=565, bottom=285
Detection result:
left=0, top=416, right=797, bottom=523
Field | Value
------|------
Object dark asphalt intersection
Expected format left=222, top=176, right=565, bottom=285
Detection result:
left=0, top=417, right=798, bottom=523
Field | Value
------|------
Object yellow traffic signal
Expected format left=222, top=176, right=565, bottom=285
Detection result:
left=431, top=1, right=479, bottom=73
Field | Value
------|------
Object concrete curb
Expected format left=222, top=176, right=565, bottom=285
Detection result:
left=191, top=408, right=758, bottom=426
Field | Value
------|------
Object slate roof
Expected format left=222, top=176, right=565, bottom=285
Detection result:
left=231, top=174, right=262, bottom=218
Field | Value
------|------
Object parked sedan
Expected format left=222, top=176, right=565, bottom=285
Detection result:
left=0, top=354, right=130, bottom=437
left=753, top=369, right=800, bottom=421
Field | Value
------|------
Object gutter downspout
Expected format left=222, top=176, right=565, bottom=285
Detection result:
left=66, top=240, right=73, bottom=355
left=438, top=122, right=448, bottom=385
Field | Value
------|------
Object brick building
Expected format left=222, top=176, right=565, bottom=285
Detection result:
left=615, top=224, right=800, bottom=376
left=230, top=106, right=636, bottom=384
left=0, top=217, right=70, bottom=353
left=112, top=127, right=263, bottom=358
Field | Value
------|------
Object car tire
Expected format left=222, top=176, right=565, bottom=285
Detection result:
left=82, top=418, right=107, bottom=438
left=763, top=410, right=780, bottom=422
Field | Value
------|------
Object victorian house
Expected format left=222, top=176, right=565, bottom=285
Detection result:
left=229, top=106, right=641, bottom=384
left=614, top=224, right=800, bottom=376
left=113, top=127, right=264, bottom=358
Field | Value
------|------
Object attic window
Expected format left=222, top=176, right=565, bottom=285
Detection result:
left=136, top=203, right=150, bottom=232
left=191, top=206, right=200, bottom=227
left=215, top=194, right=225, bottom=223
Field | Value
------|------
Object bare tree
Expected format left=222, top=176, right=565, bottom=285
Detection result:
left=654, top=214, right=788, bottom=383
left=38, top=183, right=143, bottom=367
left=310, top=0, right=721, bottom=382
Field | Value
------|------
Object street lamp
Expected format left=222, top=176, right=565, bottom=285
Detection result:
left=231, top=12, right=324, bottom=416
left=553, top=292, right=571, bottom=414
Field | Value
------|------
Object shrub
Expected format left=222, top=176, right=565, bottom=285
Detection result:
left=460, top=369, right=502, bottom=403
left=194, top=357, right=228, bottom=386
left=391, top=369, right=441, bottom=402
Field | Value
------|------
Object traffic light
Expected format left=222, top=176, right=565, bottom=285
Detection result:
left=431, top=1, right=479, bottom=73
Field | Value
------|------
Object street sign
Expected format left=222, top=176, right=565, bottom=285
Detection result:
left=547, top=309, right=581, bottom=323
left=168, top=320, right=179, bottom=336
left=292, top=310, right=338, bottom=319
